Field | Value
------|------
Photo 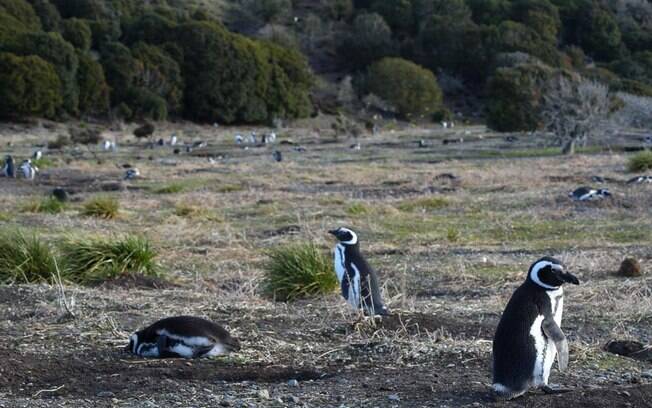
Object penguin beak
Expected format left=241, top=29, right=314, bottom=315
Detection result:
left=553, top=268, right=580, bottom=285
left=328, top=229, right=338, bottom=236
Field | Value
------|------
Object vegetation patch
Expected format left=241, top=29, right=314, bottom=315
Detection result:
left=154, top=183, right=186, bottom=194
left=22, top=197, right=66, bottom=214
left=82, top=196, right=119, bottom=219
left=627, top=151, right=652, bottom=172
left=398, top=197, right=449, bottom=212
left=264, top=243, right=337, bottom=302
left=0, top=230, right=58, bottom=284
left=346, top=202, right=370, bottom=215
left=61, top=235, right=159, bottom=283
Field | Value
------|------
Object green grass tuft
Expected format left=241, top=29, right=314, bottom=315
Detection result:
left=61, top=235, right=159, bottom=283
left=264, top=243, right=337, bottom=302
left=627, top=151, right=652, bottom=172
left=398, top=197, right=449, bottom=212
left=22, top=197, right=66, bottom=214
left=154, top=183, right=186, bottom=194
left=82, top=196, right=120, bottom=219
left=0, top=230, right=58, bottom=284
left=347, top=202, right=370, bottom=215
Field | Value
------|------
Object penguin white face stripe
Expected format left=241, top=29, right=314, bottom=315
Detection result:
left=530, top=261, right=561, bottom=290
left=338, top=228, right=358, bottom=245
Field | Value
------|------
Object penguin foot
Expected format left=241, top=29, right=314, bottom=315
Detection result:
left=542, top=385, right=572, bottom=395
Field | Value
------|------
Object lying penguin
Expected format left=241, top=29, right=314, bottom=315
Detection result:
left=492, top=257, right=580, bottom=400
left=568, top=186, right=611, bottom=201
left=127, top=316, right=240, bottom=359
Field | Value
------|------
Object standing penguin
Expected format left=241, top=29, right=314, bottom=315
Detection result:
left=19, top=159, right=37, bottom=180
left=127, top=316, right=240, bottom=359
left=492, top=257, right=580, bottom=400
left=2, top=155, right=15, bottom=178
left=328, top=227, right=389, bottom=316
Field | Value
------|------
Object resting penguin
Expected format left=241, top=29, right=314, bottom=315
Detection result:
left=2, top=155, right=15, bottom=178
left=127, top=316, right=240, bottom=359
left=492, top=257, right=580, bottom=400
left=329, top=227, right=389, bottom=316
left=568, top=187, right=611, bottom=201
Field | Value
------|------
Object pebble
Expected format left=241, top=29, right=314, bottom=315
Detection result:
left=388, top=394, right=400, bottom=401
left=642, top=370, right=652, bottom=378
left=288, top=379, right=299, bottom=387
left=258, top=389, right=270, bottom=399
left=96, top=391, right=114, bottom=398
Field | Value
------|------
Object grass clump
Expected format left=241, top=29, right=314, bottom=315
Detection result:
left=61, top=235, right=159, bottom=283
left=627, top=151, right=652, bottom=172
left=82, top=196, right=119, bottom=219
left=347, top=202, right=370, bottom=215
left=264, top=243, right=337, bottom=302
left=23, top=197, right=66, bottom=214
left=0, top=230, right=58, bottom=284
left=398, top=197, right=449, bottom=212
left=154, top=183, right=186, bottom=194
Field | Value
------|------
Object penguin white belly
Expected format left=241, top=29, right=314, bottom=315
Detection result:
left=532, top=288, right=564, bottom=387
left=347, top=263, right=361, bottom=309
left=333, top=245, right=346, bottom=283
left=529, top=315, right=547, bottom=386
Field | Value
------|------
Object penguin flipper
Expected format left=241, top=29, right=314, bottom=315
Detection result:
left=542, top=317, right=569, bottom=371
left=156, top=333, right=169, bottom=356
left=191, top=345, right=216, bottom=358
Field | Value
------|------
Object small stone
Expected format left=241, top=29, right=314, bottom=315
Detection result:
left=287, top=379, right=299, bottom=387
left=96, top=391, right=114, bottom=398
left=641, top=370, right=652, bottom=378
left=618, top=258, right=642, bottom=277
left=219, top=401, right=231, bottom=407
left=388, top=394, right=400, bottom=401
left=290, top=396, right=300, bottom=404
left=258, top=389, right=270, bottom=400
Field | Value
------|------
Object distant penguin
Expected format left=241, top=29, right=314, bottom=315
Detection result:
left=173, top=148, right=181, bottom=155
left=249, top=132, right=257, bottom=144
left=52, top=187, right=68, bottom=202
left=268, top=132, right=276, bottom=143
left=273, top=150, right=283, bottom=162
left=157, top=138, right=165, bottom=146
left=235, top=134, right=243, bottom=144
left=329, top=227, right=389, bottom=316
left=20, top=159, right=37, bottom=180
left=32, top=150, right=42, bottom=160
left=627, top=176, right=652, bottom=184
left=170, top=134, right=178, bottom=146
left=418, top=139, right=428, bottom=148
left=193, top=141, right=207, bottom=148
left=124, top=168, right=140, bottom=180
left=350, top=143, right=361, bottom=151
left=127, top=316, right=240, bottom=359
left=2, top=155, right=15, bottom=178
left=293, top=146, right=307, bottom=152
left=493, top=257, right=579, bottom=400
left=186, top=145, right=192, bottom=153
left=568, top=187, right=611, bottom=201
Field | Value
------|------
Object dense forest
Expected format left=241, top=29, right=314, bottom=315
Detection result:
left=0, top=0, right=650, bottom=131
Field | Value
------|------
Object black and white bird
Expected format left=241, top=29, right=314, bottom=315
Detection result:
left=627, top=175, right=652, bottom=184
left=350, top=143, right=361, bottom=151
left=19, top=159, right=38, bottom=180
left=329, top=227, right=389, bottom=316
left=52, top=187, right=68, bottom=203
left=127, top=316, right=240, bottom=359
left=2, top=155, right=15, bottom=178
left=32, top=150, right=42, bottom=160
left=249, top=132, right=257, bottom=144
left=568, top=187, right=611, bottom=201
left=235, top=134, right=244, bottom=144
left=170, top=134, right=178, bottom=146
left=273, top=150, right=283, bottom=162
left=124, top=168, right=140, bottom=180
left=157, top=138, right=165, bottom=146
left=102, top=140, right=116, bottom=152
left=493, top=257, right=580, bottom=400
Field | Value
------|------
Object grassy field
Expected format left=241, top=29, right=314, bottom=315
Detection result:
left=0, top=120, right=651, bottom=407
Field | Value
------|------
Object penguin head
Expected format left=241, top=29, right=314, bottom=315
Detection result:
left=597, top=188, right=611, bottom=197
left=328, top=227, right=358, bottom=245
left=528, top=257, right=580, bottom=289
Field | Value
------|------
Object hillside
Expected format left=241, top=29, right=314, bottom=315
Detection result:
left=0, top=0, right=651, bottom=130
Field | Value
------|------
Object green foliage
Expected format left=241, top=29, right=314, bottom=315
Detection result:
left=0, top=229, right=58, bottom=284
left=486, top=64, right=551, bottom=132
left=131, top=42, right=183, bottom=114
left=398, top=197, right=449, bottom=212
left=371, top=0, right=413, bottom=33
left=61, top=18, right=92, bottom=51
left=76, top=52, right=109, bottom=114
left=0, top=52, right=62, bottom=118
left=328, top=0, right=353, bottom=20
left=27, top=0, right=61, bottom=31
left=251, top=0, right=291, bottom=23
left=0, top=0, right=40, bottom=30
left=340, top=12, right=395, bottom=70
left=82, top=195, right=119, bottom=219
left=577, top=4, right=622, bottom=61
left=510, top=0, right=561, bottom=43
left=627, top=151, right=652, bottom=173
left=264, top=243, right=337, bottom=302
left=61, top=235, right=159, bottom=283
left=366, top=57, right=443, bottom=119
left=22, top=196, right=66, bottom=214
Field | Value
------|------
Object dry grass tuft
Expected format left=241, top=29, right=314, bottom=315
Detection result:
left=82, top=196, right=120, bottom=219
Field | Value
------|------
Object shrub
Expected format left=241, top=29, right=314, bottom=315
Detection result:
left=577, top=4, right=622, bottom=61
left=82, top=195, right=119, bottom=219
left=61, top=235, right=159, bottom=283
left=340, top=12, right=395, bottom=70
left=627, top=151, right=652, bottom=172
left=61, top=18, right=91, bottom=51
left=76, top=52, right=109, bottom=115
left=22, top=196, right=66, bottom=214
left=28, top=0, right=61, bottom=31
left=155, top=183, right=185, bottom=194
left=366, top=57, right=443, bottom=119
left=131, top=42, right=183, bottom=114
left=264, top=243, right=337, bottom=301
left=370, top=0, right=413, bottom=32
left=0, top=52, right=63, bottom=118
left=0, top=0, right=41, bottom=30
left=69, top=124, right=102, bottom=144
left=48, top=134, right=71, bottom=149
left=0, top=229, right=58, bottom=284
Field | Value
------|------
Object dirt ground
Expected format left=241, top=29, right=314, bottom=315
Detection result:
left=0, top=120, right=651, bottom=407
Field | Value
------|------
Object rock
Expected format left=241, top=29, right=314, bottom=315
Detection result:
left=258, top=389, right=270, bottom=400
left=388, top=394, right=400, bottom=402
left=605, top=340, right=652, bottom=361
left=96, top=391, right=115, bottom=398
left=618, top=258, right=642, bottom=277
left=641, top=370, right=652, bottom=378
left=287, top=379, right=299, bottom=387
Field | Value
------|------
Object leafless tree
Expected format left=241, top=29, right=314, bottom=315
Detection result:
left=540, top=74, right=610, bottom=154
left=613, top=92, right=652, bottom=130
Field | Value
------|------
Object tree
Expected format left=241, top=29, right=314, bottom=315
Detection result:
left=131, top=42, right=184, bottom=114
left=366, top=57, right=443, bottom=119
left=62, top=18, right=92, bottom=51
left=0, top=52, right=62, bottom=118
left=76, top=52, right=109, bottom=115
left=577, top=5, right=623, bottom=61
left=0, top=0, right=40, bottom=30
left=510, top=0, right=561, bottom=43
left=370, top=0, right=413, bottom=33
left=613, top=92, right=652, bottom=130
left=26, top=0, right=61, bottom=31
left=340, top=12, right=395, bottom=70
left=540, top=73, right=610, bottom=154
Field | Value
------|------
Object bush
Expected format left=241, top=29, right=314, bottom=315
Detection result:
left=82, top=195, right=119, bottom=219
left=0, top=0, right=40, bottom=30
left=22, top=196, right=66, bottom=214
left=28, top=0, right=61, bottom=31
left=69, top=124, right=102, bottom=144
left=627, top=151, right=652, bottom=172
left=340, top=12, right=395, bottom=70
left=0, top=52, right=62, bottom=118
left=48, top=134, right=71, bottom=149
left=130, top=42, right=183, bottom=114
left=577, top=4, right=622, bottom=61
left=61, top=235, right=158, bottom=283
left=0, top=229, right=58, bottom=284
left=370, top=0, right=413, bottom=32
left=76, top=52, right=109, bottom=115
left=486, top=63, right=552, bottom=132
left=366, top=57, right=443, bottom=119
left=61, top=18, right=91, bottom=51
left=264, top=243, right=337, bottom=301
